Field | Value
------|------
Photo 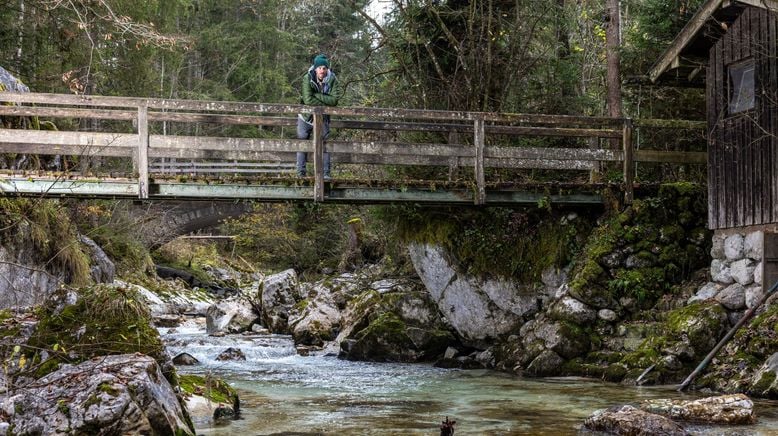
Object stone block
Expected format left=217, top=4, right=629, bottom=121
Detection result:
left=711, top=259, right=734, bottom=285
left=688, top=282, right=723, bottom=304
left=724, top=233, right=745, bottom=261
left=716, top=283, right=746, bottom=310
left=744, top=231, right=763, bottom=261
left=711, top=232, right=726, bottom=259
left=730, top=259, right=755, bottom=286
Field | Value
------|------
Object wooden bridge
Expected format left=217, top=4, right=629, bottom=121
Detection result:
left=0, top=92, right=706, bottom=206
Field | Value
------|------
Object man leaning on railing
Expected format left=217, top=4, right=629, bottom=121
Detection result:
left=296, top=53, right=342, bottom=179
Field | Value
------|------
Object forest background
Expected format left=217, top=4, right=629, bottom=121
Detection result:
left=0, top=0, right=708, bottom=277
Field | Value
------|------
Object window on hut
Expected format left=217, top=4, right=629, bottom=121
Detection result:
left=728, top=59, right=755, bottom=114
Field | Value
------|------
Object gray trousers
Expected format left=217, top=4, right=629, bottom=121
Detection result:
left=296, top=117, right=330, bottom=177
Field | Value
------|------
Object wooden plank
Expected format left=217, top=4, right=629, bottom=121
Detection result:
left=0, top=129, right=137, bottom=148
left=633, top=150, right=707, bottom=164
left=313, top=112, right=324, bottom=202
left=484, top=146, right=620, bottom=161
left=770, top=10, right=778, bottom=223
left=474, top=118, right=486, bottom=205
left=330, top=142, right=472, bottom=157
left=634, top=119, right=707, bottom=129
left=150, top=135, right=310, bottom=153
left=0, top=106, right=136, bottom=120
left=0, top=142, right=133, bottom=157
left=707, top=44, right=717, bottom=229
left=648, top=0, right=726, bottom=82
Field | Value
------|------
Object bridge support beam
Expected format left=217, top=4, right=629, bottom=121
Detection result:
left=313, top=110, right=324, bottom=202
left=622, top=118, right=634, bottom=204
left=137, top=104, right=150, bottom=199
left=474, top=117, right=486, bottom=205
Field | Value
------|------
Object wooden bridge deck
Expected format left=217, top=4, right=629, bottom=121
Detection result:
left=0, top=92, right=706, bottom=206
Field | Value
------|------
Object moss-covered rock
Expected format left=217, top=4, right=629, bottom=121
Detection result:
left=339, top=289, right=456, bottom=362
left=26, top=284, right=166, bottom=379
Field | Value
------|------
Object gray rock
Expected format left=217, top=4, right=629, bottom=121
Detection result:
left=172, top=352, right=199, bottom=365
left=688, top=282, right=723, bottom=304
left=754, top=261, right=763, bottom=286
left=730, top=258, right=755, bottom=286
left=583, top=405, right=687, bottom=435
left=0, top=354, right=193, bottom=435
left=745, top=284, right=764, bottom=310
left=727, top=310, right=745, bottom=327
left=744, top=231, right=763, bottom=261
left=526, top=349, right=564, bottom=376
left=259, top=269, right=298, bottom=334
left=716, top=283, right=746, bottom=310
left=640, top=394, right=755, bottom=425
left=80, top=235, right=115, bottom=283
left=408, top=243, right=535, bottom=345
left=216, top=347, right=246, bottom=361
left=749, top=353, right=778, bottom=397
left=711, top=259, right=734, bottom=285
left=475, top=349, right=495, bottom=367
left=711, top=233, right=726, bottom=259
left=598, top=309, right=618, bottom=322
left=625, top=253, right=655, bottom=269
left=443, top=346, right=458, bottom=359
left=541, top=266, right=567, bottom=289
left=549, top=297, right=597, bottom=324
left=724, top=233, right=745, bottom=261
left=601, top=251, right=624, bottom=269
left=206, top=298, right=257, bottom=334
left=0, top=66, right=29, bottom=92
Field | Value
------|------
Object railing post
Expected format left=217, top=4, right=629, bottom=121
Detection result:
left=473, top=116, right=486, bottom=205
left=137, top=104, right=149, bottom=199
left=313, top=109, right=324, bottom=202
left=622, top=118, right=634, bottom=204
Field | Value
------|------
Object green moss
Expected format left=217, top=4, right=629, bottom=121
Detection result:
left=28, top=284, right=165, bottom=377
left=178, top=374, right=238, bottom=405
left=294, top=299, right=310, bottom=311
left=750, top=371, right=777, bottom=393
left=57, top=399, right=70, bottom=415
left=98, top=382, right=120, bottom=397
left=0, top=198, right=91, bottom=286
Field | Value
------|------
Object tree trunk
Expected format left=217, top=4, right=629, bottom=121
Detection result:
left=605, top=0, right=622, bottom=119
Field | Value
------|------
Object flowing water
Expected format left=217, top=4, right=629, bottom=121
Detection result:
left=162, top=320, right=778, bottom=435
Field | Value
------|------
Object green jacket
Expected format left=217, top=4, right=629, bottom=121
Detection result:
left=299, top=67, right=341, bottom=124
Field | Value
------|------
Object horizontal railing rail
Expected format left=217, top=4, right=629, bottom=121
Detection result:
left=0, top=92, right=707, bottom=204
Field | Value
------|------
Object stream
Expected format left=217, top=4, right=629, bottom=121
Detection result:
left=161, top=320, right=778, bottom=435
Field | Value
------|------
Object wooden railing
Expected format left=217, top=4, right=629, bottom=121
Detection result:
left=0, top=92, right=706, bottom=204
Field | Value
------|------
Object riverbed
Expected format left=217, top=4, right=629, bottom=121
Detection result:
left=161, top=321, right=778, bottom=435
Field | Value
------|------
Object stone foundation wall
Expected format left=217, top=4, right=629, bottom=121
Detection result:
left=691, top=230, right=766, bottom=323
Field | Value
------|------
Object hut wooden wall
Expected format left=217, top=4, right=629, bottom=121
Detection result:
left=707, top=7, right=778, bottom=230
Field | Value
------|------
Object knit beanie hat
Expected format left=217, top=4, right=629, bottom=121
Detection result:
left=313, top=54, right=330, bottom=68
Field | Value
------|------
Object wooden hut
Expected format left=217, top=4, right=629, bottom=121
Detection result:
left=650, top=0, right=778, bottom=291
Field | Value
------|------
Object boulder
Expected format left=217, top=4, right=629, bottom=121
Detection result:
left=408, top=243, right=541, bottom=346
left=754, top=262, right=763, bottom=286
left=640, top=394, right=755, bottom=425
left=338, top=290, right=455, bottom=362
left=525, top=349, right=564, bottom=376
left=748, top=353, right=778, bottom=397
left=80, top=235, right=115, bottom=284
left=598, top=309, right=618, bottom=322
left=711, top=259, right=734, bottom=285
left=716, top=283, right=746, bottom=310
left=724, top=233, right=744, bottom=261
left=259, top=269, right=299, bottom=334
left=745, top=284, right=764, bottom=310
left=206, top=298, right=257, bottom=334
left=172, top=352, right=199, bottom=366
left=583, top=405, right=687, bottom=436
left=549, top=296, right=597, bottom=324
left=216, top=347, right=246, bottom=361
left=688, top=282, right=722, bottom=304
left=0, top=354, right=193, bottom=435
left=710, top=233, right=725, bottom=259
left=744, top=231, right=763, bottom=261
left=730, top=259, right=755, bottom=286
